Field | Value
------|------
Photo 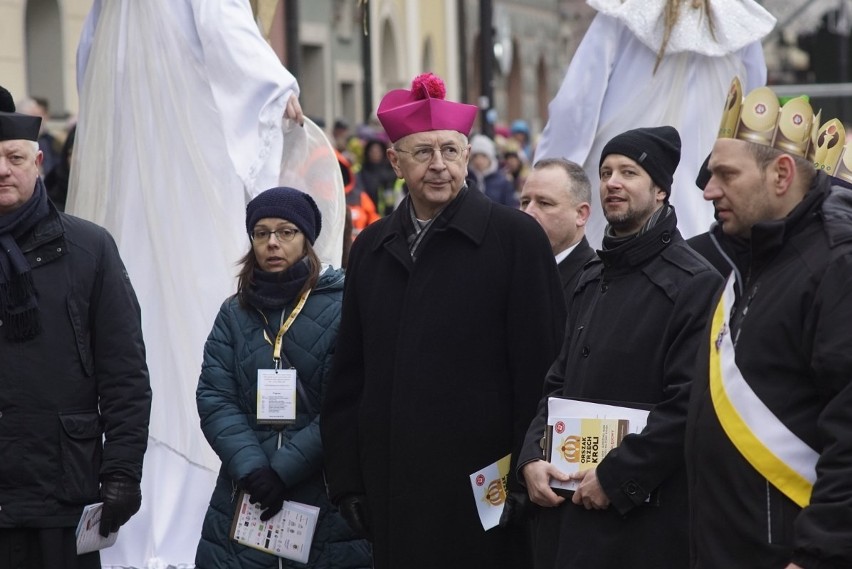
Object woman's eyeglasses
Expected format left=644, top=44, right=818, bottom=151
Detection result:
left=251, top=227, right=300, bottom=243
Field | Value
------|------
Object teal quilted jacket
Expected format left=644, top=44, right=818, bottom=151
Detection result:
left=195, top=267, right=370, bottom=569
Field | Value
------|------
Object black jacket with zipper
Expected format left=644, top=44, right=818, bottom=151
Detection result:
left=686, top=172, right=852, bottom=569
left=0, top=203, right=150, bottom=528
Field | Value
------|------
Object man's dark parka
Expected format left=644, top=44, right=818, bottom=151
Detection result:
left=321, top=188, right=566, bottom=569
left=518, top=209, right=722, bottom=569
left=686, top=173, right=852, bottom=569
left=0, top=206, right=150, bottom=527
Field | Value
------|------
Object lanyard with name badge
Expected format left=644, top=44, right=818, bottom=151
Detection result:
left=256, top=289, right=311, bottom=426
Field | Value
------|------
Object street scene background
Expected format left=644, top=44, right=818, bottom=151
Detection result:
left=2, top=0, right=851, bottom=567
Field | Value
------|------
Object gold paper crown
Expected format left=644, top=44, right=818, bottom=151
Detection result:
left=717, top=77, right=819, bottom=159
left=813, top=119, right=852, bottom=185
left=718, top=77, right=852, bottom=183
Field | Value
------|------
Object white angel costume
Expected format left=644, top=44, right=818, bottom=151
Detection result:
left=535, top=0, right=775, bottom=247
left=69, top=0, right=344, bottom=566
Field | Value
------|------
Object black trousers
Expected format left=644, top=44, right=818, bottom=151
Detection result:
left=0, top=528, right=101, bottom=569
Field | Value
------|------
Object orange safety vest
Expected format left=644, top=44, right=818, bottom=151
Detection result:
left=338, top=151, right=379, bottom=234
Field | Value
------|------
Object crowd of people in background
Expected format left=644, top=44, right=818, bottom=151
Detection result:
left=15, top=93, right=539, bottom=233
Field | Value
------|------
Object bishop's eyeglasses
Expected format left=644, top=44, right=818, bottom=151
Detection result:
left=395, top=144, right=464, bottom=164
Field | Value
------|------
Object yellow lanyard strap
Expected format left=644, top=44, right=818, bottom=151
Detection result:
left=261, top=288, right=312, bottom=368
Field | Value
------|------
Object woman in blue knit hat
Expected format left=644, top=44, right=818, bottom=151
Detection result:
left=195, top=186, right=371, bottom=569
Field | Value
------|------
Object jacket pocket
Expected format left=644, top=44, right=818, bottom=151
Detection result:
left=67, top=295, right=94, bottom=377
left=58, top=411, right=103, bottom=504
left=0, top=436, right=28, bottom=487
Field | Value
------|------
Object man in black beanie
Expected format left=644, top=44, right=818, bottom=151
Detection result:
left=596, top=125, right=680, bottom=237
left=518, top=126, right=723, bottom=569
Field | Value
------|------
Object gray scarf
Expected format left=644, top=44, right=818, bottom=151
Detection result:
left=0, top=178, right=50, bottom=341
left=602, top=204, right=672, bottom=250
left=405, top=186, right=469, bottom=261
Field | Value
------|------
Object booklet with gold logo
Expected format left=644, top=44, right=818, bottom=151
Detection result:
left=545, top=398, right=650, bottom=492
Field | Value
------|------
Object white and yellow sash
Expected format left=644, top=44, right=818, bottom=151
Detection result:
left=709, top=274, right=818, bottom=507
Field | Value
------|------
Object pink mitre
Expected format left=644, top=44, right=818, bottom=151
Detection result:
left=377, top=73, right=478, bottom=143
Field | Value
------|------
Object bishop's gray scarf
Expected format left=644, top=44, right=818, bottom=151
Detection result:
left=406, top=185, right=469, bottom=261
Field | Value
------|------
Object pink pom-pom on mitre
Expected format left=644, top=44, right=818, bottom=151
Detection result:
left=411, top=73, right=446, bottom=100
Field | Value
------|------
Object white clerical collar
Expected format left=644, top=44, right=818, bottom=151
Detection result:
left=554, top=241, right=579, bottom=265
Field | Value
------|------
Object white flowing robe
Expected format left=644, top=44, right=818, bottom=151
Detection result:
left=535, top=0, right=775, bottom=247
left=69, top=0, right=344, bottom=566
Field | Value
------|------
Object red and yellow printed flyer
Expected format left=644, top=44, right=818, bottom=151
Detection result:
left=469, top=453, right=512, bottom=530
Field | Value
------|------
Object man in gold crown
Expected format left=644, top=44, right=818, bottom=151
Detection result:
left=321, top=73, right=566, bottom=569
left=685, top=79, right=852, bottom=569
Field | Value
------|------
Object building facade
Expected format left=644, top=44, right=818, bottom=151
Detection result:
left=4, top=1, right=840, bottom=144
left=1, top=0, right=585, bottom=139
left=460, top=0, right=595, bottom=135
left=1, top=0, right=91, bottom=118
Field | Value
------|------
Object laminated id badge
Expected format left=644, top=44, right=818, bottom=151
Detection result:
left=257, top=368, right=297, bottom=425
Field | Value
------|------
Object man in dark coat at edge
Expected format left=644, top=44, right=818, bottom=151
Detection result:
left=0, top=109, right=151, bottom=567
left=518, top=126, right=723, bottom=569
left=686, top=82, right=852, bottom=569
left=520, top=157, right=596, bottom=306
left=320, top=73, right=566, bottom=569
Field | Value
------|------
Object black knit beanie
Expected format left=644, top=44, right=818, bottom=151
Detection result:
left=246, top=187, right=322, bottom=244
left=600, top=126, right=681, bottom=198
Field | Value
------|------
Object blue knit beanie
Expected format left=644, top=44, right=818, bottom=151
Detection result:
left=245, top=187, right=322, bottom=244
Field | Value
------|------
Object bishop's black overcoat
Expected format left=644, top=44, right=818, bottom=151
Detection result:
left=322, top=188, right=566, bottom=569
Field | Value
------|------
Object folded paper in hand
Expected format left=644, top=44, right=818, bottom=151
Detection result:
left=469, top=453, right=512, bottom=530
left=76, top=502, right=119, bottom=555
left=230, top=491, right=319, bottom=563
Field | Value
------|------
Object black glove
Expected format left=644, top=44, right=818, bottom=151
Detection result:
left=99, top=475, right=142, bottom=538
left=338, top=494, right=372, bottom=540
left=242, top=466, right=286, bottom=521
left=498, top=491, right=531, bottom=528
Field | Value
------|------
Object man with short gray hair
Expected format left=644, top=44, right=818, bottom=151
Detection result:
left=520, top=158, right=596, bottom=304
